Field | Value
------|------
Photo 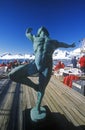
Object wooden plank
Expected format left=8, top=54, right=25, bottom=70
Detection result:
left=45, top=84, right=80, bottom=125
left=0, top=76, right=85, bottom=130
left=28, top=76, right=85, bottom=126
left=49, top=77, right=85, bottom=124
left=29, top=76, right=85, bottom=125
left=0, top=81, right=17, bottom=130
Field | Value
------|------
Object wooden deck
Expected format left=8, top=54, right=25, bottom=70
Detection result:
left=0, top=75, right=85, bottom=130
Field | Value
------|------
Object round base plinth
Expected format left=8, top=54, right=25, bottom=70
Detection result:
left=30, top=106, right=46, bottom=122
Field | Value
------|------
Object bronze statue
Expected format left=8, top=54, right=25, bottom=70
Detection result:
left=8, top=26, right=75, bottom=122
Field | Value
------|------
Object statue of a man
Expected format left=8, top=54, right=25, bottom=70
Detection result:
left=8, top=26, right=75, bottom=122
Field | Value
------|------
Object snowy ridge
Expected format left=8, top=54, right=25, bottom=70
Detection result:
left=0, top=48, right=82, bottom=60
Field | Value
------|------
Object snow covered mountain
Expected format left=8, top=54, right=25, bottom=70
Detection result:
left=0, top=53, right=35, bottom=60
left=0, top=48, right=82, bottom=60
left=53, top=49, right=70, bottom=60
left=53, top=48, right=81, bottom=60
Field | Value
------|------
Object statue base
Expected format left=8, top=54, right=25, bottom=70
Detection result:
left=30, top=106, right=46, bottom=122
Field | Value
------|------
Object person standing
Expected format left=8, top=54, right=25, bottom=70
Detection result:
left=79, top=54, right=85, bottom=74
left=71, top=56, right=77, bottom=68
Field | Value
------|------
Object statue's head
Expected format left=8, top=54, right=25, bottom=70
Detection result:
left=37, top=26, right=49, bottom=37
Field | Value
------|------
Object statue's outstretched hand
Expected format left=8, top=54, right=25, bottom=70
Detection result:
left=71, top=42, right=76, bottom=48
left=26, top=28, right=33, bottom=34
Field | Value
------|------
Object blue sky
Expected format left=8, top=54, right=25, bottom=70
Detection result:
left=0, top=0, right=85, bottom=55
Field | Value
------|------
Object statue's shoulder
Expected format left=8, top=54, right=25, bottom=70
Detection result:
left=45, top=37, right=51, bottom=42
left=33, top=35, right=36, bottom=38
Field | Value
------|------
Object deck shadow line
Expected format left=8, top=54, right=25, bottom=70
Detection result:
left=7, top=83, right=21, bottom=130
left=0, top=80, right=12, bottom=107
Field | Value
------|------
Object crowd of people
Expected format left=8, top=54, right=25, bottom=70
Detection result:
left=0, top=59, right=29, bottom=72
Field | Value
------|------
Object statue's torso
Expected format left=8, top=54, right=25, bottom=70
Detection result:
left=33, top=37, right=53, bottom=71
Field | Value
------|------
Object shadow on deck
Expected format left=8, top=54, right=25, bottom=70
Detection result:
left=23, top=105, right=84, bottom=130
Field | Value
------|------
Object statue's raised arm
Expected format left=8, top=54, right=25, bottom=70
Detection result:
left=25, top=27, right=34, bottom=42
left=53, top=40, right=76, bottom=49
left=70, top=42, right=76, bottom=48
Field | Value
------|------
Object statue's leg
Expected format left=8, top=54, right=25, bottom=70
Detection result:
left=8, top=62, right=39, bottom=91
left=36, top=67, right=52, bottom=111
left=30, top=66, right=52, bottom=122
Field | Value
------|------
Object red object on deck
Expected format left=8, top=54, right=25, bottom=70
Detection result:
left=0, top=63, right=6, bottom=67
left=54, top=61, right=65, bottom=71
left=63, top=75, right=80, bottom=88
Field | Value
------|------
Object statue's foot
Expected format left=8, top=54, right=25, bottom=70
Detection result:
left=30, top=106, right=46, bottom=122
